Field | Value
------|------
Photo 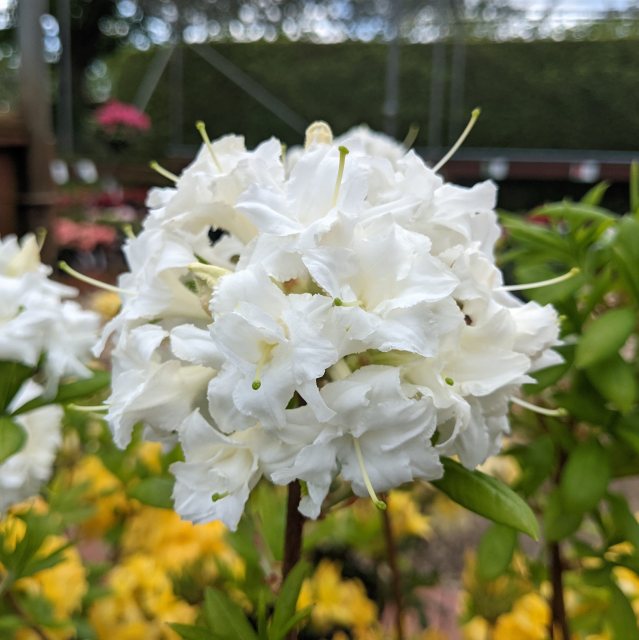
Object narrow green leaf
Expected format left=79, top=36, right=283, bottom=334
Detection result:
left=560, top=440, right=610, bottom=514
left=581, top=182, right=610, bottom=207
left=476, top=523, right=517, bottom=581
left=0, top=416, right=27, bottom=464
left=587, top=354, right=637, bottom=414
left=608, top=584, right=639, bottom=640
left=203, top=588, right=258, bottom=640
left=276, top=607, right=312, bottom=639
left=575, top=309, right=636, bottom=369
left=612, top=217, right=639, bottom=302
left=0, top=360, right=36, bottom=413
left=12, top=371, right=111, bottom=415
left=128, top=476, right=174, bottom=509
left=543, top=489, right=582, bottom=542
left=432, top=458, right=539, bottom=540
left=270, top=561, right=310, bottom=640
left=534, top=200, right=615, bottom=224
left=169, top=624, right=212, bottom=640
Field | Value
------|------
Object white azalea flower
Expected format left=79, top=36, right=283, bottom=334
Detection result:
left=99, top=121, right=562, bottom=529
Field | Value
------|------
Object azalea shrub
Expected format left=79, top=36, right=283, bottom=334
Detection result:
left=0, top=122, right=638, bottom=639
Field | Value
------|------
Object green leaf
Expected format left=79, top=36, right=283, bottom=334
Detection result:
left=203, top=588, right=258, bottom=640
left=476, top=523, right=517, bottom=581
left=586, top=354, right=637, bottom=414
left=535, top=200, right=615, bottom=225
left=0, top=416, right=27, bottom=464
left=608, top=584, right=639, bottom=640
left=510, top=436, right=556, bottom=497
left=0, top=360, right=36, bottom=413
left=432, top=458, right=539, bottom=540
left=169, top=624, right=213, bottom=640
left=12, top=371, right=111, bottom=415
left=543, top=489, right=582, bottom=542
left=560, top=440, right=610, bottom=514
left=128, top=476, right=174, bottom=509
left=581, top=182, right=610, bottom=207
left=575, top=309, right=636, bottom=369
left=270, top=561, right=310, bottom=640
left=612, top=217, right=639, bottom=302
left=607, top=493, right=639, bottom=549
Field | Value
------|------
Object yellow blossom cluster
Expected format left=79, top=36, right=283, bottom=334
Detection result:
left=88, top=554, right=196, bottom=640
left=298, top=559, right=378, bottom=638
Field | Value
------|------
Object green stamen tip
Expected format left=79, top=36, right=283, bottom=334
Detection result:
left=338, top=145, right=350, bottom=156
left=211, top=492, right=228, bottom=502
left=195, top=120, right=206, bottom=132
left=334, top=297, right=344, bottom=306
left=557, top=408, right=568, bottom=417
left=252, top=380, right=262, bottom=390
left=445, top=377, right=455, bottom=386
left=374, top=499, right=387, bottom=511
left=472, top=107, right=481, bottom=119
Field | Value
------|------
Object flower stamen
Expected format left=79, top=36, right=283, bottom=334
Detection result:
left=252, top=344, right=274, bottom=391
left=331, top=145, right=349, bottom=208
left=433, top=107, right=481, bottom=173
left=499, top=267, right=580, bottom=292
left=305, top=121, right=333, bottom=148
left=68, top=404, right=108, bottom=413
left=58, top=261, right=134, bottom=295
left=195, top=120, right=223, bottom=172
left=187, top=262, right=231, bottom=287
left=511, top=396, right=567, bottom=417
left=149, top=160, right=179, bottom=183
left=353, top=437, right=386, bottom=510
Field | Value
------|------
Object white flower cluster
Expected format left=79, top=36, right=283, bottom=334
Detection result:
left=99, top=122, right=560, bottom=530
left=0, top=234, right=100, bottom=511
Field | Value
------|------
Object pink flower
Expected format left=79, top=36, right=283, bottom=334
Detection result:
left=94, top=100, right=151, bottom=133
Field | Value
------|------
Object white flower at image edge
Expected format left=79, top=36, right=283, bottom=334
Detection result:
left=0, top=382, right=63, bottom=512
left=97, top=120, right=562, bottom=530
left=0, top=233, right=101, bottom=511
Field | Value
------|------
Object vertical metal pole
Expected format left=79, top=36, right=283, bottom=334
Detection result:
left=18, top=0, right=56, bottom=257
left=57, top=0, right=73, bottom=154
left=427, top=0, right=448, bottom=156
left=383, top=0, right=403, bottom=138
left=447, top=0, right=466, bottom=143
left=170, top=39, right=183, bottom=148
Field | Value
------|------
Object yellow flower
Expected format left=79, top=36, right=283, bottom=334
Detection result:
left=387, top=490, right=432, bottom=539
left=136, top=441, right=164, bottom=474
left=121, top=505, right=244, bottom=578
left=298, top=559, right=377, bottom=634
left=70, top=455, right=129, bottom=537
left=15, top=536, right=87, bottom=640
left=493, top=593, right=549, bottom=640
left=89, top=553, right=195, bottom=640
left=463, top=616, right=491, bottom=640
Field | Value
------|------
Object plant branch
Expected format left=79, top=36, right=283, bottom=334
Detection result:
left=282, top=480, right=306, bottom=640
left=549, top=541, right=570, bottom=640
left=381, top=499, right=405, bottom=640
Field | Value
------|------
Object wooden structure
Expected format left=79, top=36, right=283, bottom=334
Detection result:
left=0, top=113, right=28, bottom=237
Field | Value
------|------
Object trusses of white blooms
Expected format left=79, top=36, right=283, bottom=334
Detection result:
left=0, top=382, right=63, bottom=512
left=0, top=234, right=100, bottom=394
left=0, top=236, right=100, bottom=511
left=98, top=122, right=561, bottom=530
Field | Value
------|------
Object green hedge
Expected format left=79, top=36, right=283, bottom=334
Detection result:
left=106, top=39, right=639, bottom=154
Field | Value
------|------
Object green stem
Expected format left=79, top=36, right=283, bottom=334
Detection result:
left=381, top=501, right=405, bottom=640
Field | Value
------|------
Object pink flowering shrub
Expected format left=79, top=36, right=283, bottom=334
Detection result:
left=94, top=101, right=151, bottom=152
left=94, top=101, right=150, bottom=133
